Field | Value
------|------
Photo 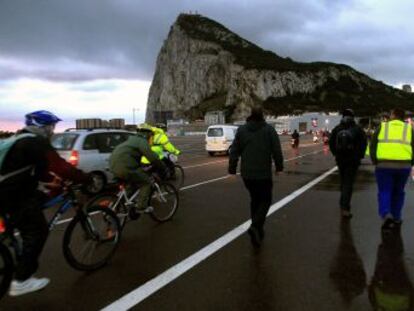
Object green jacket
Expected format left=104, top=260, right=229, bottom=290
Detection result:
left=229, top=120, right=284, bottom=179
left=110, top=134, right=162, bottom=182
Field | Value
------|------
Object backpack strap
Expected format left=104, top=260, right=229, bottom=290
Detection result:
left=0, top=133, right=37, bottom=183
left=0, top=165, right=35, bottom=183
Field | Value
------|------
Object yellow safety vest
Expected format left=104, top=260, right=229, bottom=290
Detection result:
left=376, top=120, right=412, bottom=161
left=141, top=128, right=180, bottom=164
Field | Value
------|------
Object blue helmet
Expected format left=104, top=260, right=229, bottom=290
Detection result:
left=25, top=110, right=62, bottom=126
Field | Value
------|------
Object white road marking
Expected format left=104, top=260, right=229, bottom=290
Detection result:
left=100, top=166, right=338, bottom=311
left=56, top=150, right=323, bottom=226
left=180, top=150, right=322, bottom=191
left=56, top=218, right=73, bottom=225
left=182, top=147, right=321, bottom=169
left=182, top=160, right=228, bottom=169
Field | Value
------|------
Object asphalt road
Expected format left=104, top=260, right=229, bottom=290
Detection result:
left=3, top=135, right=414, bottom=311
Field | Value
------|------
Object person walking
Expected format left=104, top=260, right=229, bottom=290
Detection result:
left=228, top=106, right=284, bottom=247
left=370, top=108, right=414, bottom=231
left=329, top=109, right=367, bottom=218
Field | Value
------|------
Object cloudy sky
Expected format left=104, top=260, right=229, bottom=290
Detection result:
left=1, top=0, right=413, bottom=131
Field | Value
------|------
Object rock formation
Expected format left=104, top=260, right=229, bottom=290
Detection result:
left=146, top=14, right=414, bottom=123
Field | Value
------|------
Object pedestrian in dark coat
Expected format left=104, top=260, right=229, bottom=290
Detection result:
left=228, top=106, right=284, bottom=247
left=329, top=109, right=367, bottom=218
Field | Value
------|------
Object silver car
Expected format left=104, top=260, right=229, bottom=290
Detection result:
left=51, top=129, right=134, bottom=193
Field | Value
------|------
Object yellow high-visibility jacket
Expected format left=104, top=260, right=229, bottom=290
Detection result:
left=376, top=120, right=412, bottom=161
left=141, top=127, right=180, bottom=164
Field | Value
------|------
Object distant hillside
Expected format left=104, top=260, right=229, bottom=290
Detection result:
left=146, top=14, right=414, bottom=122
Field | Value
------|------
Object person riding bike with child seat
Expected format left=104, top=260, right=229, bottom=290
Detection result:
left=0, top=110, right=91, bottom=297
left=139, top=123, right=180, bottom=176
left=109, top=125, right=167, bottom=219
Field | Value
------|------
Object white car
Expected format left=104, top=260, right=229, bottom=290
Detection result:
left=205, top=125, right=238, bottom=156
left=51, top=129, right=134, bottom=192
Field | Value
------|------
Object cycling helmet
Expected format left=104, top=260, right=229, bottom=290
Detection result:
left=155, top=123, right=167, bottom=131
left=137, top=123, right=153, bottom=132
left=25, top=110, right=62, bottom=126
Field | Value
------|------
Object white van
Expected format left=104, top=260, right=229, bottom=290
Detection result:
left=205, top=125, right=238, bottom=156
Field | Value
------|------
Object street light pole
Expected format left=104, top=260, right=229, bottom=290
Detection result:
left=132, top=108, right=139, bottom=124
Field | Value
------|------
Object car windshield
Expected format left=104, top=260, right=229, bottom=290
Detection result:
left=51, top=133, right=78, bottom=150
left=207, top=128, right=223, bottom=137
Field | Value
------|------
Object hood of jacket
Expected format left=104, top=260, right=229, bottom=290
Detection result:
left=340, top=116, right=356, bottom=128
left=246, top=120, right=266, bottom=132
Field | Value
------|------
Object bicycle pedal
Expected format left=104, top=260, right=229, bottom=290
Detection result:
left=144, top=206, right=154, bottom=213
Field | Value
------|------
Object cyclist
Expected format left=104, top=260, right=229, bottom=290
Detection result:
left=109, top=125, right=167, bottom=218
left=0, top=110, right=90, bottom=296
left=139, top=123, right=180, bottom=176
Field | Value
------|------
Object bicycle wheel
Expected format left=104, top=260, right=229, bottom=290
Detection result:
left=149, top=182, right=179, bottom=222
left=86, top=193, right=128, bottom=228
left=63, top=206, right=121, bottom=271
left=0, top=242, right=13, bottom=300
left=169, top=165, right=185, bottom=190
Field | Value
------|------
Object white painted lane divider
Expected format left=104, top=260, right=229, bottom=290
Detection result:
left=56, top=150, right=323, bottom=226
left=100, top=165, right=338, bottom=311
left=180, top=143, right=321, bottom=169
left=179, top=149, right=322, bottom=191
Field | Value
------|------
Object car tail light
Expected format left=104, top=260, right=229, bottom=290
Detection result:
left=68, top=150, right=79, bottom=167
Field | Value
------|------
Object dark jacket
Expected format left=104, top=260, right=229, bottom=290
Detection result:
left=370, top=121, right=414, bottom=168
left=110, top=134, right=165, bottom=183
left=228, top=120, right=284, bottom=179
left=0, top=131, right=87, bottom=198
left=329, top=117, right=367, bottom=165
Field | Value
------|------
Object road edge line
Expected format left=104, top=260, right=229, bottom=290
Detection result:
left=100, top=165, right=338, bottom=311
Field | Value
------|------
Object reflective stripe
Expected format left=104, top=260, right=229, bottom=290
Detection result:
left=0, top=165, right=34, bottom=183
left=378, top=139, right=411, bottom=145
left=383, top=122, right=389, bottom=140
left=403, top=123, right=409, bottom=143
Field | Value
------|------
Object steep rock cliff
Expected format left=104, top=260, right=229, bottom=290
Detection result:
left=146, top=14, right=414, bottom=122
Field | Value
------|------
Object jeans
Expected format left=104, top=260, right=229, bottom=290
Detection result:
left=243, top=178, right=273, bottom=231
left=375, top=167, right=411, bottom=220
left=337, top=163, right=359, bottom=211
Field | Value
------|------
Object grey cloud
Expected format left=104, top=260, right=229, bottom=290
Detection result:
left=0, top=0, right=413, bottom=85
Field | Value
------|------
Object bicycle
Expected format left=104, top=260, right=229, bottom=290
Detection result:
left=163, top=152, right=185, bottom=190
left=86, top=175, right=179, bottom=228
left=0, top=184, right=121, bottom=299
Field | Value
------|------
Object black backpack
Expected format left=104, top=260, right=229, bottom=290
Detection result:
left=336, top=127, right=356, bottom=153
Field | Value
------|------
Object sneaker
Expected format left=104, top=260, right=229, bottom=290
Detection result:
left=341, top=209, right=353, bottom=219
left=382, top=217, right=395, bottom=231
left=9, top=277, right=50, bottom=297
left=128, top=208, right=140, bottom=220
left=247, top=227, right=261, bottom=248
left=393, top=219, right=402, bottom=227
left=143, top=206, right=154, bottom=214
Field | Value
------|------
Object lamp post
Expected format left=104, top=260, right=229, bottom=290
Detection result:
left=132, top=108, right=139, bottom=124
left=325, top=119, right=329, bottom=131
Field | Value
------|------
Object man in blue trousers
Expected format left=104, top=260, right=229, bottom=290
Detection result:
left=370, top=108, right=414, bottom=231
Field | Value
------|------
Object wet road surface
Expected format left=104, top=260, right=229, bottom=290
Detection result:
left=3, top=135, right=414, bottom=310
